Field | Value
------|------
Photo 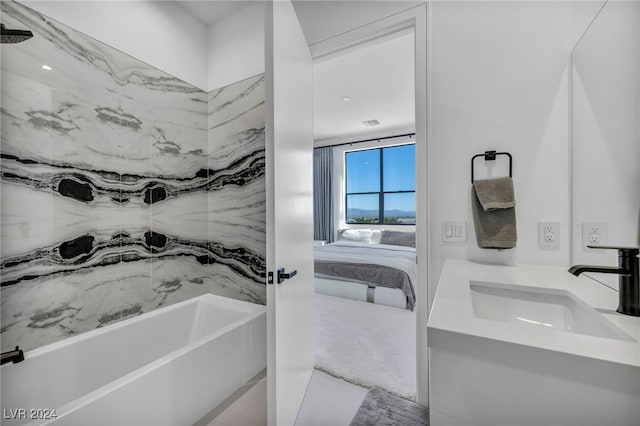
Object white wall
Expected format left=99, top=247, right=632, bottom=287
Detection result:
left=207, top=2, right=265, bottom=91
left=570, top=0, right=608, bottom=47
left=428, top=1, right=576, bottom=305
left=571, top=0, right=640, bottom=278
left=20, top=1, right=209, bottom=90
left=314, top=124, right=415, bottom=149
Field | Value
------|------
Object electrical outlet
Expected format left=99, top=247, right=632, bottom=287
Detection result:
left=538, top=222, right=560, bottom=249
left=582, top=223, right=607, bottom=248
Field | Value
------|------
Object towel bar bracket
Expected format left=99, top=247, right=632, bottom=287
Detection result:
left=471, top=151, right=512, bottom=183
left=484, top=150, right=497, bottom=161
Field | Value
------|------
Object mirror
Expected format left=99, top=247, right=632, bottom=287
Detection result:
left=571, top=0, right=640, bottom=286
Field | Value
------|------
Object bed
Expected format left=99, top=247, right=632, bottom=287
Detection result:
left=314, top=229, right=416, bottom=310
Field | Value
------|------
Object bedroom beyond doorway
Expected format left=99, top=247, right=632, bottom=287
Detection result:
left=310, top=26, right=417, bottom=407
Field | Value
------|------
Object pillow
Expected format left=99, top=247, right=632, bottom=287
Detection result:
left=380, top=230, right=415, bottom=247
left=370, top=229, right=383, bottom=244
left=336, top=228, right=373, bottom=243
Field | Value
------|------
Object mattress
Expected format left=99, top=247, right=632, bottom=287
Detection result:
left=314, top=241, right=416, bottom=310
left=314, top=277, right=408, bottom=309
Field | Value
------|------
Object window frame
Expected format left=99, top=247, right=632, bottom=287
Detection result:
left=344, top=143, right=415, bottom=225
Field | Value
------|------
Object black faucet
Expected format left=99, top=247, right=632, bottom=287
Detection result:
left=569, top=246, right=639, bottom=316
left=0, top=346, right=25, bottom=365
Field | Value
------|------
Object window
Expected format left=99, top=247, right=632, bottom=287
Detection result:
left=345, top=144, right=415, bottom=225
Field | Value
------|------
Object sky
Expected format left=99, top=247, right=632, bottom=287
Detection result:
left=346, top=144, right=416, bottom=213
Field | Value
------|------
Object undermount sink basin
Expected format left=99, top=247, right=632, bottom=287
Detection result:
left=470, top=281, right=635, bottom=342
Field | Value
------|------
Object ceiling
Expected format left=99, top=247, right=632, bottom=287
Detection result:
left=313, top=30, right=415, bottom=143
left=292, top=1, right=423, bottom=47
left=177, top=1, right=258, bottom=25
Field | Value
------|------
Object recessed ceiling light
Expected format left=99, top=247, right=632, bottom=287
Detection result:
left=41, top=65, right=52, bottom=71
left=341, top=96, right=351, bottom=102
left=362, top=119, right=380, bottom=127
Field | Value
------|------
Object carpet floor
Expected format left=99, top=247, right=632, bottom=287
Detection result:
left=314, top=293, right=416, bottom=401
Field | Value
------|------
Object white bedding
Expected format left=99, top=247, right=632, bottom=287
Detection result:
left=313, top=241, right=417, bottom=309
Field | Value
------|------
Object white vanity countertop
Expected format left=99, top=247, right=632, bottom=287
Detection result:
left=427, top=259, right=640, bottom=368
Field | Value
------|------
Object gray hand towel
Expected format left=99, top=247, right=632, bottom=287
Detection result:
left=472, top=177, right=517, bottom=249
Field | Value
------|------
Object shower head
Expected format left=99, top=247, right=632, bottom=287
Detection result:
left=1, top=24, right=33, bottom=44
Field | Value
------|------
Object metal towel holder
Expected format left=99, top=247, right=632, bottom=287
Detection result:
left=471, top=150, right=512, bottom=183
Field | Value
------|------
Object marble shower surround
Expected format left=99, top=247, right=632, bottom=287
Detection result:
left=0, top=1, right=266, bottom=352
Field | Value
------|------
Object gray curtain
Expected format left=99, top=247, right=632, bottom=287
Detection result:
left=313, top=146, right=334, bottom=242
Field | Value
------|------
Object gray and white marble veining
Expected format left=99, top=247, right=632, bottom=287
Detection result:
left=208, top=74, right=266, bottom=170
left=1, top=1, right=208, bottom=178
left=0, top=260, right=211, bottom=352
left=1, top=1, right=267, bottom=352
left=207, top=74, right=266, bottom=306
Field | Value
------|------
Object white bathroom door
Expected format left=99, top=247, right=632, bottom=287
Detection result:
left=265, top=1, right=315, bottom=425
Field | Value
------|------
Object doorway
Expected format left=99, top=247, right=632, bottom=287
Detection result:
left=296, top=3, right=429, bottom=422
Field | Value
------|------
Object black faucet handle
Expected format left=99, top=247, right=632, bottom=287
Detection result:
left=587, top=246, right=640, bottom=259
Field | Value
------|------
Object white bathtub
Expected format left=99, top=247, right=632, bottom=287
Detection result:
left=1, top=294, right=266, bottom=426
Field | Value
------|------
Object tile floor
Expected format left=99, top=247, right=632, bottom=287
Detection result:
left=295, top=370, right=369, bottom=426
left=199, top=373, right=267, bottom=426
left=200, top=369, right=368, bottom=425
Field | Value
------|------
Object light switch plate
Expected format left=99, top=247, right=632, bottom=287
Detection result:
left=442, top=221, right=466, bottom=243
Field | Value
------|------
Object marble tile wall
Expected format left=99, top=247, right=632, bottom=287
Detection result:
left=206, top=74, right=266, bottom=306
left=0, top=1, right=266, bottom=352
